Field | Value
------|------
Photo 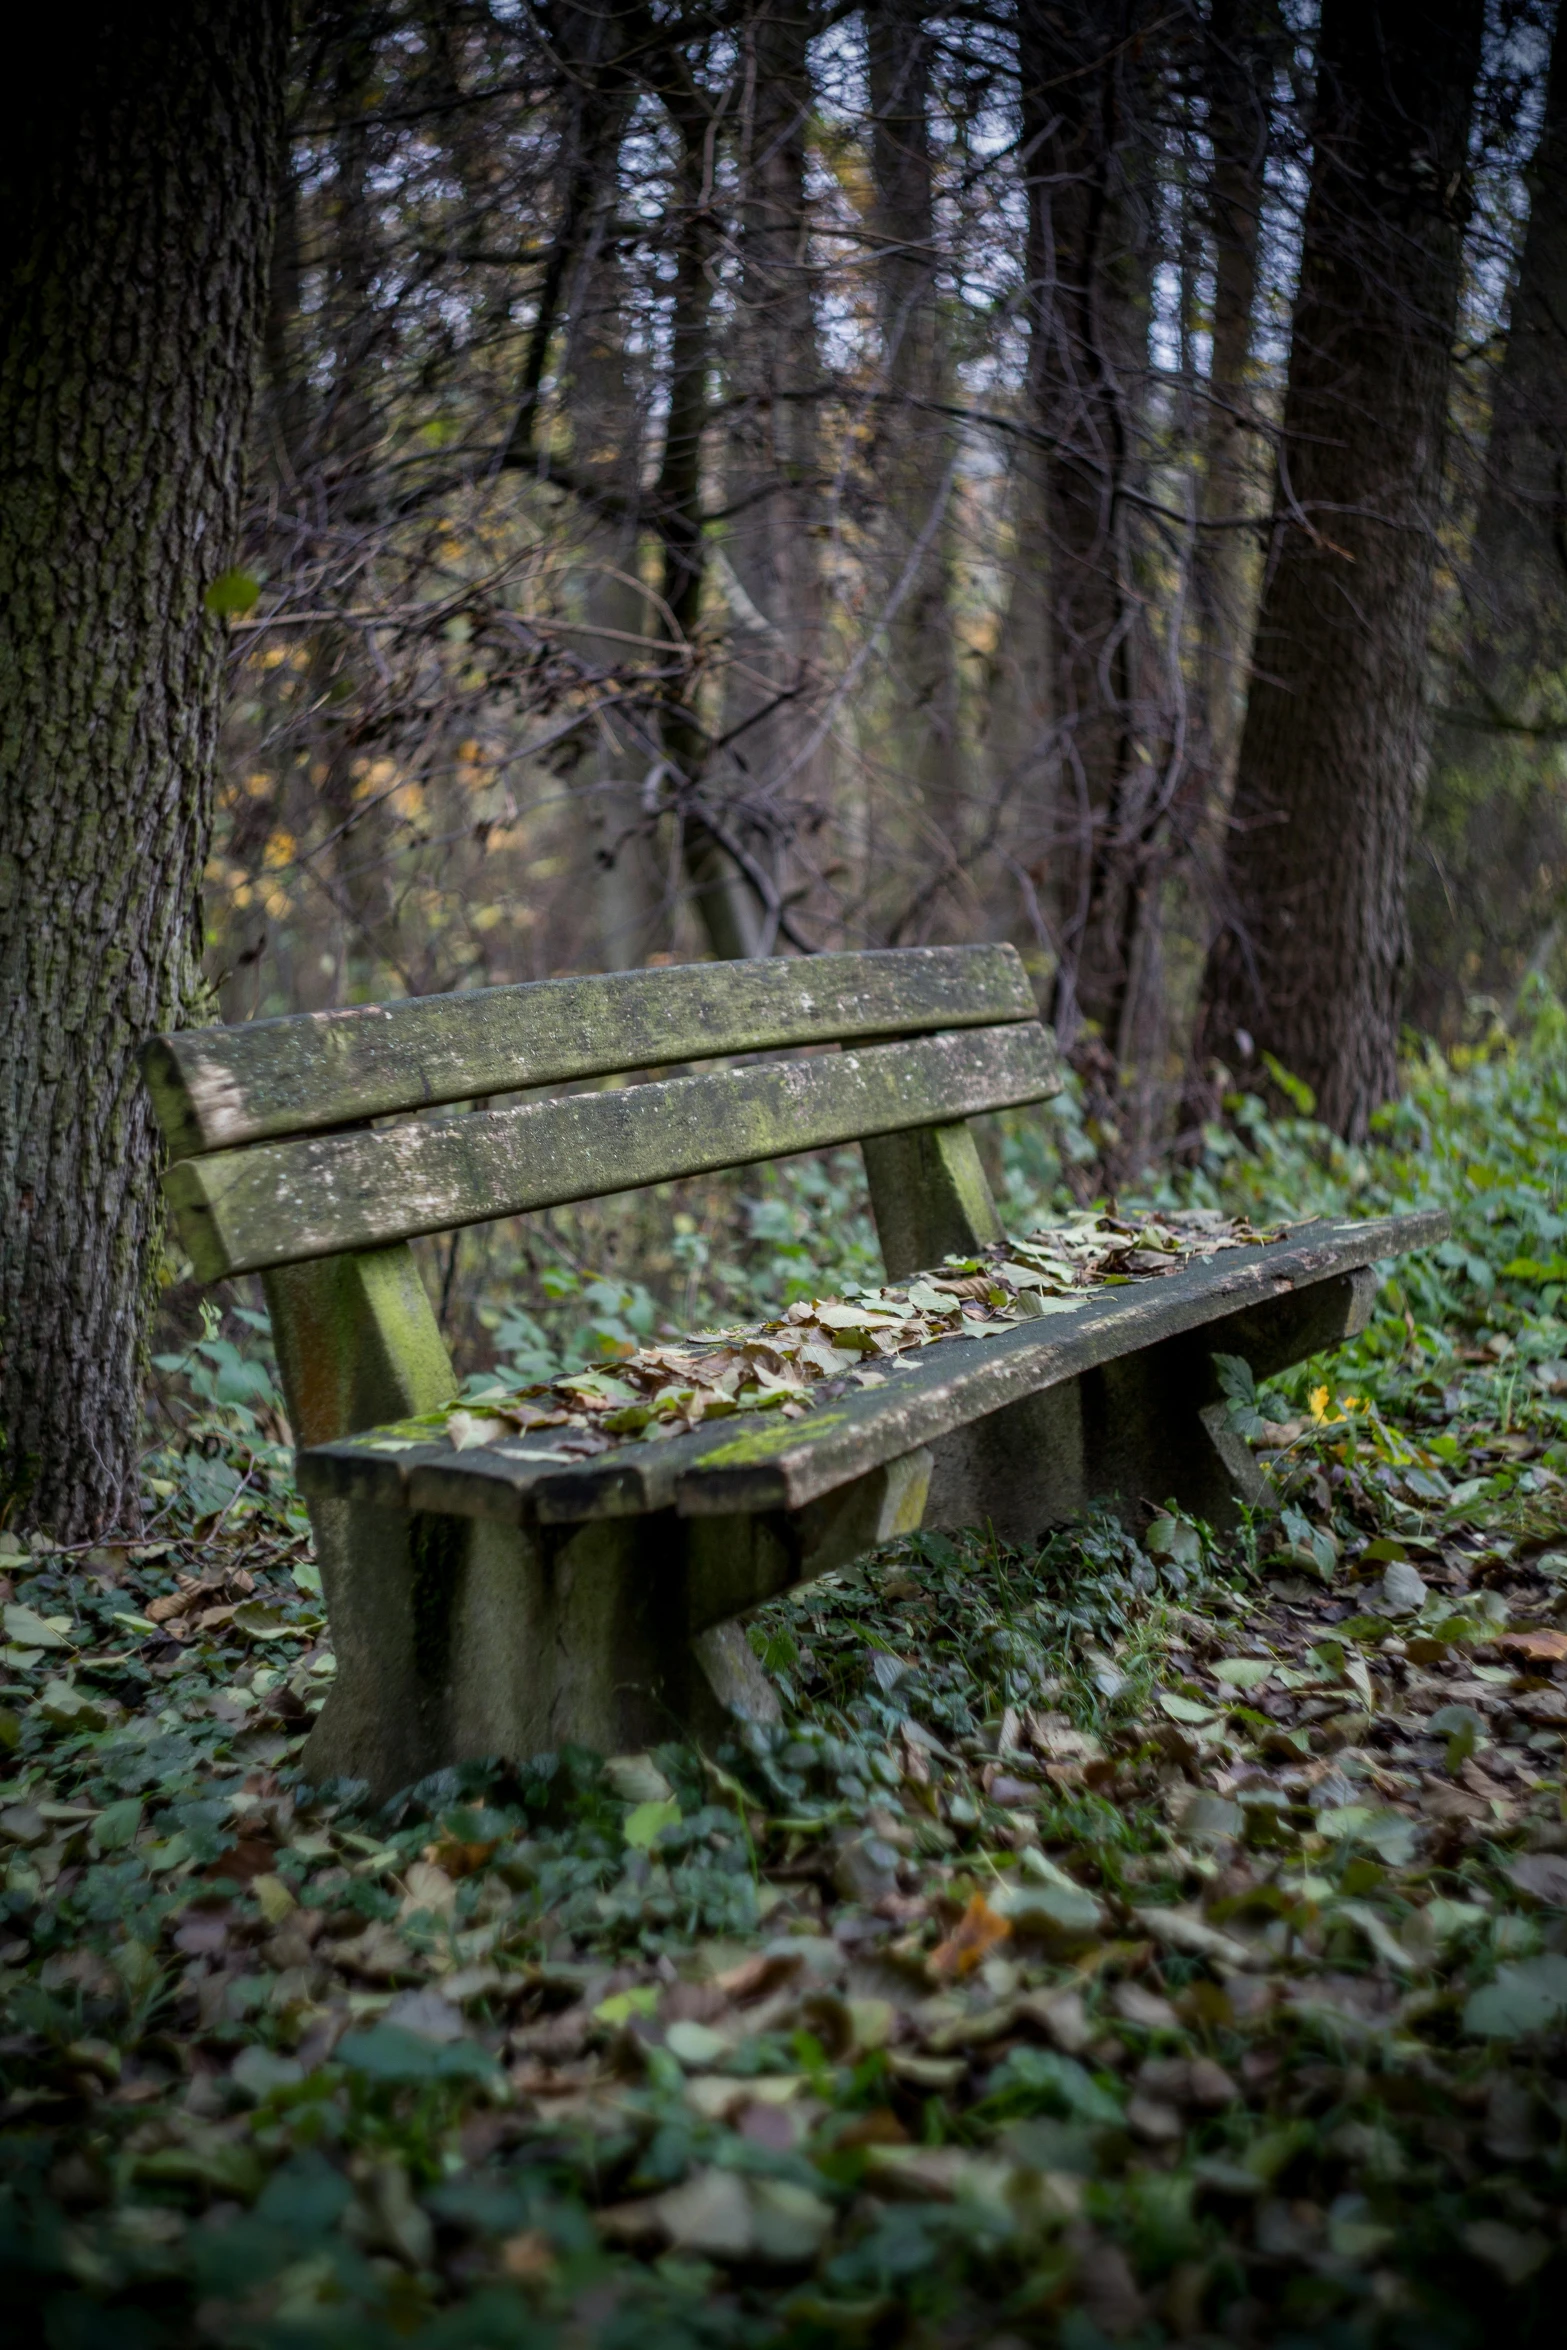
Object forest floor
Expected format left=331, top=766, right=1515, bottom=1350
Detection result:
left=5, top=1007, right=1567, bottom=2348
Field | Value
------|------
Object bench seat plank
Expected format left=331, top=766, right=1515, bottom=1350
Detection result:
left=298, top=1210, right=1446, bottom=1524
left=163, top=1022, right=1060, bottom=1280
left=144, top=944, right=1039, bottom=1159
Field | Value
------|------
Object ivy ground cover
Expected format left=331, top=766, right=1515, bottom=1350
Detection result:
left=4, top=1002, right=1567, bottom=2345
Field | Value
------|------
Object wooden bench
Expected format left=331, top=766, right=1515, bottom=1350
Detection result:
left=143, top=945, right=1445, bottom=1798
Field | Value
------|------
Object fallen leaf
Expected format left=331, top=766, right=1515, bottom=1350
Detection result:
left=4, top=1605, right=72, bottom=1650
left=1499, top=1627, right=1567, bottom=1664
left=1462, top=2218, right=1552, bottom=2286
left=1505, top=1852, right=1567, bottom=1909
left=603, top=1754, right=674, bottom=1805
left=1377, top=1560, right=1430, bottom=1615
left=623, top=1796, right=680, bottom=1850
left=1212, top=1657, right=1273, bottom=1690
left=928, top=1892, right=1012, bottom=1979
left=1463, top=1953, right=1567, bottom=2039
left=399, top=1860, right=457, bottom=1919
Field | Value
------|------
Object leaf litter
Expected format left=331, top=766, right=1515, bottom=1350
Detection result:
left=438, top=1211, right=1286, bottom=1458
left=4, top=1015, right=1567, bottom=2342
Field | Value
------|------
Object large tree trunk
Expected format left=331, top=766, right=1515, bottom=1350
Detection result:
left=0, top=4, right=286, bottom=1538
left=1014, top=1, right=1155, bottom=1049
left=1194, top=0, right=1484, bottom=1140
left=1410, top=9, right=1567, bottom=1035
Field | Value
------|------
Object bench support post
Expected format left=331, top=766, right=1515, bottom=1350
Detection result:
left=262, top=1246, right=458, bottom=1793
left=1075, top=1266, right=1379, bottom=1533
left=291, top=1446, right=936, bottom=1802
left=862, top=1119, right=1003, bottom=1279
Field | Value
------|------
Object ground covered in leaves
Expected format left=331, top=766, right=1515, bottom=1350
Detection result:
left=6, top=1007, right=1567, bottom=2346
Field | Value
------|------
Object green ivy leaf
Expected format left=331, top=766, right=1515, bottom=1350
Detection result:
left=1463, top=1954, right=1567, bottom=2040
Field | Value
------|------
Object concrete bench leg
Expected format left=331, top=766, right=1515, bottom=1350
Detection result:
left=301, top=1511, right=733, bottom=1797
left=1079, top=1267, right=1378, bottom=1532
left=299, top=1448, right=937, bottom=1801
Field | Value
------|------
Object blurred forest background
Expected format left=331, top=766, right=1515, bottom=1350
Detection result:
left=215, top=0, right=1567, bottom=1164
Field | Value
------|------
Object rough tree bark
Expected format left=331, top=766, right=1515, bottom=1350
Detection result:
left=1192, top=0, right=1277, bottom=806
left=1411, top=8, right=1567, bottom=1033
left=656, top=83, right=769, bottom=961
left=1014, top=1, right=1155, bottom=1050
left=565, top=231, right=667, bottom=969
left=719, top=0, right=825, bottom=948
left=0, top=4, right=287, bottom=1537
left=1194, top=0, right=1485, bottom=1140
left=867, top=0, right=963, bottom=900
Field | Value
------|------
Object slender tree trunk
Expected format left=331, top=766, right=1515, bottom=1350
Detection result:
left=657, top=92, right=767, bottom=960
left=307, top=33, right=401, bottom=1000
left=867, top=0, right=962, bottom=893
left=565, top=231, right=666, bottom=969
left=0, top=3, right=287, bottom=1537
left=1192, top=0, right=1275, bottom=806
left=1411, top=6, right=1567, bottom=1033
left=719, top=0, right=824, bottom=947
left=987, top=11, right=1058, bottom=951
left=1194, top=0, right=1484, bottom=1140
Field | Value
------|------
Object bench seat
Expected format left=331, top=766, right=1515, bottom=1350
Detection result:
left=143, top=943, right=1447, bottom=1798
left=300, top=1212, right=1441, bottom=1533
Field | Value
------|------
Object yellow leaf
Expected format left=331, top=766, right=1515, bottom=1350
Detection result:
left=624, top=1797, right=680, bottom=1850
left=928, top=1892, right=1011, bottom=1980
left=253, top=1873, right=296, bottom=1927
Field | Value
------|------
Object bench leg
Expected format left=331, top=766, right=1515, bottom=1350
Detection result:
left=261, top=1246, right=459, bottom=1794
left=309, top=1512, right=782, bottom=1794
left=916, top=1267, right=1377, bottom=1544
left=1078, top=1267, right=1378, bottom=1532
left=923, top=1384, right=1087, bottom=1544
left=1079, top=1339, right=1266, bottom=1532
left=306, top=1449, right=939, bottom=1799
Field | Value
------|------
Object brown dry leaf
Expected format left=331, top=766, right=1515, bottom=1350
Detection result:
left=1499, top=1627, right=1567, bottom=1665
left=209, top=1836, right=277, bottom=1885
left=1025, top=1708, right=1103, bottom=1764
left=500, top=2228, right=557, bottom=2284
left=324, top=1921, right=423, bottom=1982
left=423, top=1835, right=500, bottom=1880
left=713, top=1950, right=801, bottom=2002
left=928, top=1891, right=1012, bottom=1980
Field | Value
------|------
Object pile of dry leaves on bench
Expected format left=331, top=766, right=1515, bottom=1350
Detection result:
left=441, top=1211, right=1287, bottom=1459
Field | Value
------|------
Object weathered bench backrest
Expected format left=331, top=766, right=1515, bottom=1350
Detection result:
left=145, top=946, right=1057, bottom=1283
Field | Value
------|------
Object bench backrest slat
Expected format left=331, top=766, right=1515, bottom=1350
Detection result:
left=164, top=1023, right=1059, bottom=1280
left=144, top=944, right=1036, bottom=1159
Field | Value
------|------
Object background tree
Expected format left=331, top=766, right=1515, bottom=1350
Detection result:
left=1194, top=0, right=1487, bottom=1139
left=1412, top=2, right=1567, bottom=1033
left=0, top=3, right=287, bottom=1537
left=185, top=0, right=1563, bottom=1186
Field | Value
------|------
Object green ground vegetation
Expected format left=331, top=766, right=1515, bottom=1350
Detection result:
left=4, top=996, right=1567, bottom=2345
